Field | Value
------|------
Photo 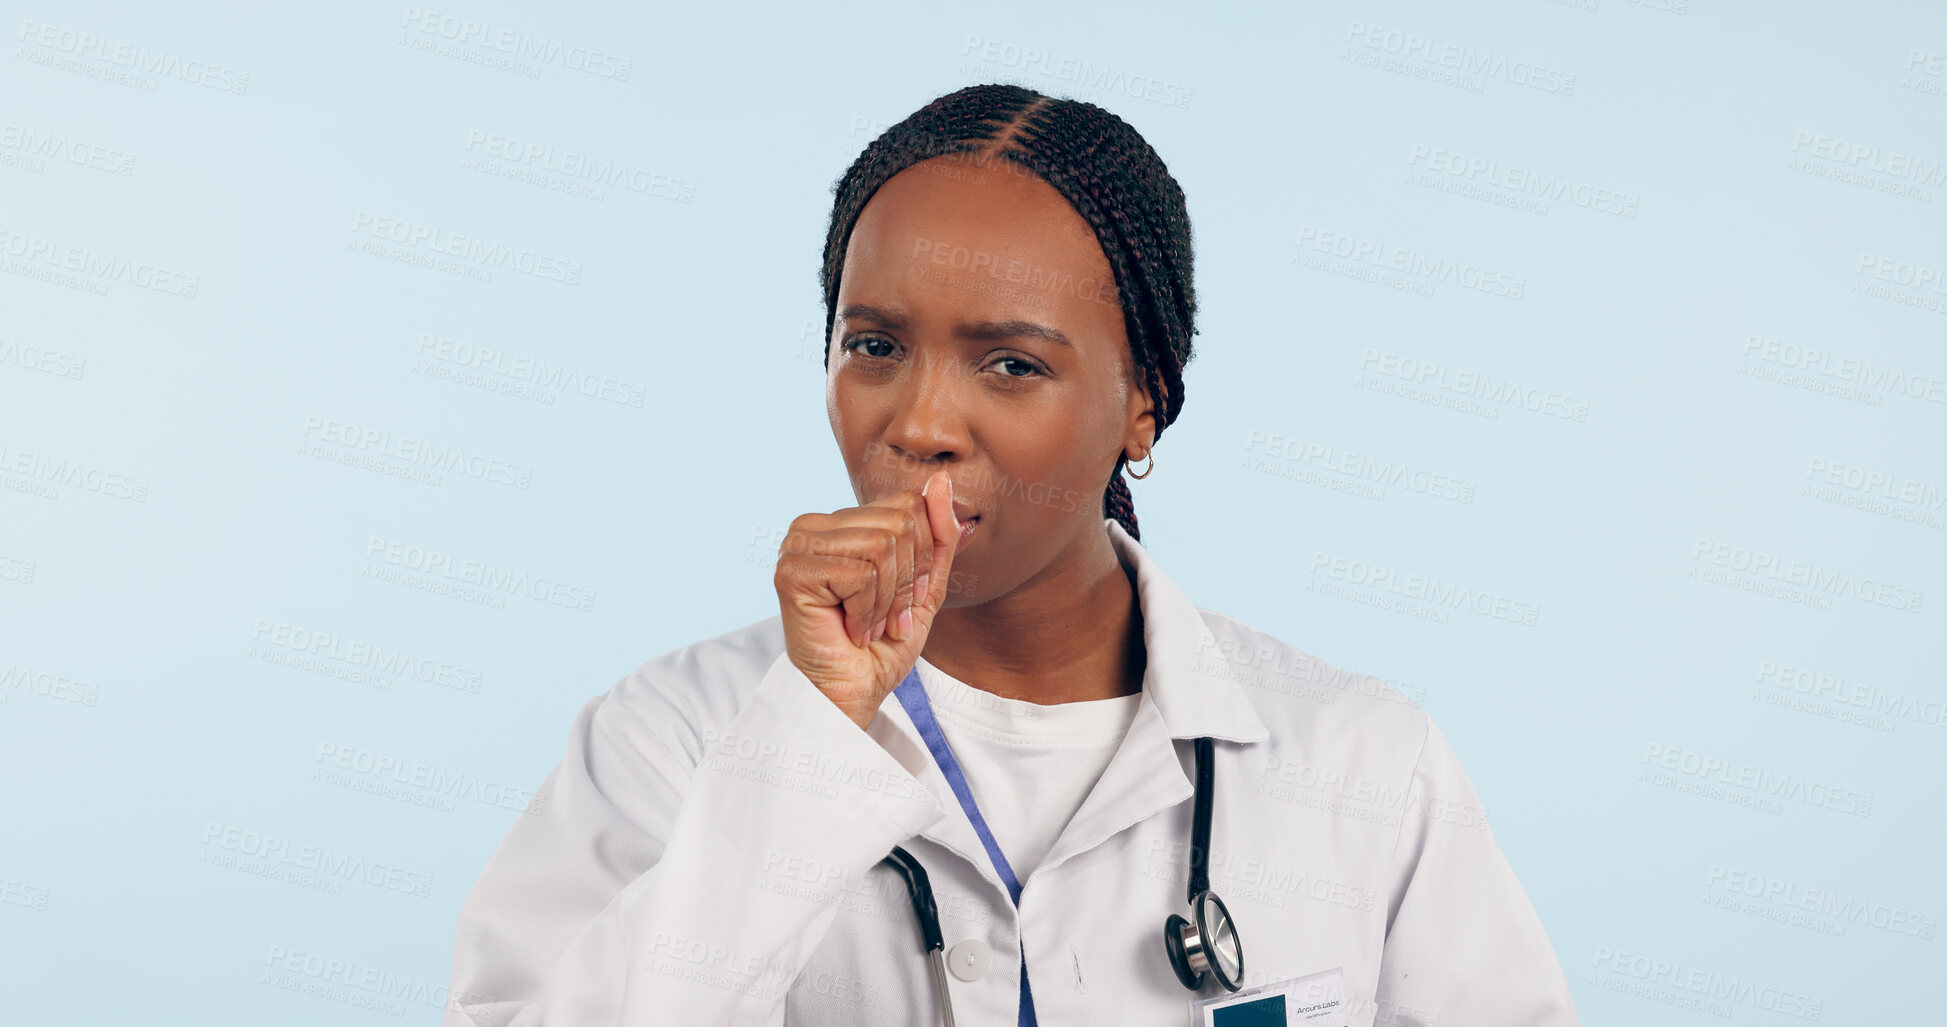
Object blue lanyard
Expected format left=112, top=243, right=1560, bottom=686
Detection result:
left=893, top=666, right=1039, bottom=1027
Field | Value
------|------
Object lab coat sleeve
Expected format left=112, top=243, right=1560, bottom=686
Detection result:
left=1372, top=717, right=1578, bottom=1027
left=442, top=651, right=947, bottom=1027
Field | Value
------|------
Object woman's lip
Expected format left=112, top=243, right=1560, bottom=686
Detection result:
left=954, top=515, right=980, bottom=553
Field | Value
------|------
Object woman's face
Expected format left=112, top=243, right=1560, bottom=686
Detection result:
left=827, top=152, right=1154, bottom=606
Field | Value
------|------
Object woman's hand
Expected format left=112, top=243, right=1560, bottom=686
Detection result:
left=774, top=470, right=961, bottom=730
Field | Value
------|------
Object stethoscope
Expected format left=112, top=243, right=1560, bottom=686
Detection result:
left=881, top=735, right=1244, bottom=1026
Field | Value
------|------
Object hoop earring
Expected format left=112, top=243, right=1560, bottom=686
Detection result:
left=1127, top=450, right=1154, bottom=480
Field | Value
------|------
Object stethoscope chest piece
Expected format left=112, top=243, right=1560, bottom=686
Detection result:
left=1164, top=888, right=1244, bottom=991
left=1161, top=737, right=1245, bottom=993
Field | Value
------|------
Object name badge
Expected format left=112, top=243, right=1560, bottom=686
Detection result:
left=1189, top=967, right=1345, bottom=1027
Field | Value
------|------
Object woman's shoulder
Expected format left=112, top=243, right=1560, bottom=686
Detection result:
left=1191, top=607, right=1434, bottom=771
left=1193, top=607, right=1426, bottom=717
left=590, top=614, right=789, bottom=745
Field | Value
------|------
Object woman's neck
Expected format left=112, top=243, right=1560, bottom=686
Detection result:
left=921, top=529, right=1147, bottom=706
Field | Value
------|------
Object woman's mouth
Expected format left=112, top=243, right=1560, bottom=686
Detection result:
left=951, top=500, right=980, bottom=554
left=955, top=514, right=980, bottom=553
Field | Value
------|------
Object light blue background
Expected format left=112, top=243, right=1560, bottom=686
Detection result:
left=2, top=0, right=1941, bottom=1022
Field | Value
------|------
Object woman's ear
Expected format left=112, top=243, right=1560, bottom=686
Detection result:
left=1124, top=371, right=1161, bottom=461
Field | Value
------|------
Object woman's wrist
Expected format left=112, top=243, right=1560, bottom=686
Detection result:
left=841, top=703, right=878, bottom=732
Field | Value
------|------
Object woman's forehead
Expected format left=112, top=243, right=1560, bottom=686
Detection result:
left=848, top=156, right=1112, bottom=282
left=839, top=156, right=1125, bottom=338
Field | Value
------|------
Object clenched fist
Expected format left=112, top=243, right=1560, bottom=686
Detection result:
left=773, top=470, right=972, bottom=730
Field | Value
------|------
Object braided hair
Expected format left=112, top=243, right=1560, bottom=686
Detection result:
left=818, top=83, right=1197, bottom=542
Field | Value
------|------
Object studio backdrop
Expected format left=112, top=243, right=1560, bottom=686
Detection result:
left=1, top=0, right=1941, bottom=1023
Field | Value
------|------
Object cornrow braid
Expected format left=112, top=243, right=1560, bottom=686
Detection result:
left=819, top=83, right=1197, bottom=543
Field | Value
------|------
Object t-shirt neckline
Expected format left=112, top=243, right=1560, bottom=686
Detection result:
left=914, top=657, right=1143, bottom=746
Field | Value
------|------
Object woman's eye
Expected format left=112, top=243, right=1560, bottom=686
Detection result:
left=995, top=357, right=1042, bottom=378
left=843, top=336, right=897, bottom=359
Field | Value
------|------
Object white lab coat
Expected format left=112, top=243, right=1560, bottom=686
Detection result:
left=443, top=519, right=1578, bottom=1026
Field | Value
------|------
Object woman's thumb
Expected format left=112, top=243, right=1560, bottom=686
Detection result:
left=919, top=471, right=956, bottom=613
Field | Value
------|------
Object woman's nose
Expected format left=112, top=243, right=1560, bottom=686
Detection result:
left=881, top=352, right=970, bottom=461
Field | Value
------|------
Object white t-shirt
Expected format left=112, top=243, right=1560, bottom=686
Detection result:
left=913, top=656, right=1143, bottom=884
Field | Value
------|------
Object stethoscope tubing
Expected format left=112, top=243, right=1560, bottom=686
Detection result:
left=884, top=845, right=958, bottom=1026
left=1186, top=737, right=1215, bottom=904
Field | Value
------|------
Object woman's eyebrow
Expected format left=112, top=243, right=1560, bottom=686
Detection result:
left=956, top=320, right=1073, bottom=348
left=837, top=304, right=908, bottom=328
left=836, top=305, right=1072, bottom=348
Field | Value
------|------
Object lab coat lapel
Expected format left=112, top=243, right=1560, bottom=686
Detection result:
left=1034, top=692, right=1191, bottom=877
left=1037, top=520, right=1272, bottom=876
left=869, top=519, right=1271, bottom=898
left=869, top=690, right=1019, bottom=902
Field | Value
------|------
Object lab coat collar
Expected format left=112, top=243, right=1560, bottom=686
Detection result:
left=880, top=517, right=1271, bottom=896
left=1032, top=519, right=1272, bottom=882
left=1105, top=516, right=1271, bottom=745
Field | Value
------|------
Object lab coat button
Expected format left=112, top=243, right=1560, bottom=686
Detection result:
left=946, top=939, right=991, bottom=981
